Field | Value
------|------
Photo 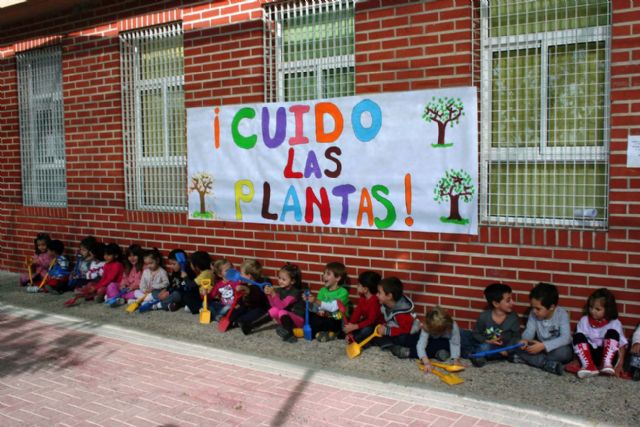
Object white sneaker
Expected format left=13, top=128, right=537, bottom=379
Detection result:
left=577, top=367, right=599, bottom=378
left=600, top=365, right=615, bottom=376
left=26, top=286, right=42, bottom=293
left=184, top=306, right=191, bottom=312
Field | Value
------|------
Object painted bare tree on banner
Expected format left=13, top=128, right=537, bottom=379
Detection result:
left=189, top=172, right=214, bottom=218
left=423, top=96, right=464, bottom=147
left=434, top=169, right=474, bottom=224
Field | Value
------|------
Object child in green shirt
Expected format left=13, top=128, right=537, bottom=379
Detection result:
left=303, top=261, right=350, bottom=341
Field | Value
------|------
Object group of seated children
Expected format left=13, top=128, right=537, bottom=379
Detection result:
left=20, top=233, right=640, bottom=380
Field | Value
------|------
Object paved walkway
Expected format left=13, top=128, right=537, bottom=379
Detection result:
left=0, top=304, right=587, bottom=427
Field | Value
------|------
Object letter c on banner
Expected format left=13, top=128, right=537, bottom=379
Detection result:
left=231, top=107, right=257, bottom=149
left=351, top=99, right=382, bottom=142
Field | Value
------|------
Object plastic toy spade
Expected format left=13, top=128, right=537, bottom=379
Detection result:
left=469, top=342, right=525, bottom=358
left=126, top=291, right=150, bottom=313
left=224, top=268, right=271, bottom=290
left=175, top=252, right=187, bottom=272
left=416, top=361, right=465, bottom=385
left=346, top=325, right=381, bottom=359
left=218, top=294, right=240, bottom=332
left=199, top=279, right=212, bottom=324
left=303, top=290, right=313, bottom=341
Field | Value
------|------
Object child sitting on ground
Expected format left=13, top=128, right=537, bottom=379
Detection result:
left=125, top=248, right=169, bottom=308
left=303, top=261, right=351, bottom=342
left=470, top=282, right=521, bottom=367
left=231, top=259, right=270, bottom=335
left=92, top=243, right=124, bottom=303
left=107, top=244, right=144, bottom=307
left=626, top=323, right=640, bottom=381
left=67, top=236, right=97, bottom=291
left=65, top=242, right=105, bottom=305
left=416, top=306, right=462, bottom=371
left=573, top=288, right=627, bottom=378
left=209, top=258, right=239, bottom=320
left=155, top=249, right=198, bottom=312
left=20, top=233, right=52, bottom=287
left=371, top=277, right=421, bottom=358
left=265, top=263, right=305, bottom=343
left=513, top=282, right=572, bottom=376
left=343, top=271, right=382, bottom=343
left=34, top=239, right=70, bottom=294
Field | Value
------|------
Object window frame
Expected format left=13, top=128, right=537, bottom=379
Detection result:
left=479, top=1, right=611, bottom=229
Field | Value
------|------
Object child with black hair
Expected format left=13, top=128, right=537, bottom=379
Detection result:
left=20, top=232, right=52, bottom=286
left=266, top=263, right=305, bottom=343
left=371, top=276, right=421, bottom=358
left=107, top=244, right=145, bottom=307
left=343, top=270, right=382, bottom=343
left=65, top=241, right=106, bottom=304
left=573, top=288, right=628, bottom=378
left=416, top=306, right=462, bottom=371
left=303, top=261, right=351, bottom=342
left=470, top=282, right=521, bottom=367
left=91, top=243, right=124, bottom=303
left=148, top=249, right=198, bottom=313
left=160, top=250, right=213, bottom=314
left=231, top=259, right=271, bottom=335
left=512, top=282, right=572, bottom=375
left=30, top=239, right=70, bottom=294
left=68, top=236, right=98, bottom=290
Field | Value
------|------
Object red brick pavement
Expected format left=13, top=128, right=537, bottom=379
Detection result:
left=0, top=311, right=518, bottom=427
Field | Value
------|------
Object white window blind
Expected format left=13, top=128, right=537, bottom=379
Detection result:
left=17, top=46, right=67, bottom=207
left=120, top=22, right=186, bottom=212
left=263, top=0, right=355, bottom=102
left=479, top=0, right=611, bottom=229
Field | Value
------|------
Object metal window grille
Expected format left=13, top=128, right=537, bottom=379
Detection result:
left=263, top=0, right=356, bottom=102
left=479, top=0, right=611, bottom=229
left=120, top=22, right=186, bottom=212
left=17, top=46, right=67, bottom=207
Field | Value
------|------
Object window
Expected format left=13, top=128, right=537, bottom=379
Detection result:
left=479, top=0, right=610, bottom=228
left=17, top=46, right=67, bottom=207
left=120, top=23, right=186, bottom=212
left=263, top=0, right=355, bottom=102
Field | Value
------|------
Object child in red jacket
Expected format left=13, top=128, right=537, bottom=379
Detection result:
left=372, top=277, right=421, bottom=358
left=343, top=271, right=383, bottom=343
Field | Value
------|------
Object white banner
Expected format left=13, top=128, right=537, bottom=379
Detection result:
left=187, top=87, right=478, bottom=234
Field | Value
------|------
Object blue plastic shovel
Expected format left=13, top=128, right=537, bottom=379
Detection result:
left=303, top=289, right=313, bottom=341
left=175, top=252, right=187, bottom=272
left=225, top=268, right=271, bottom=291
left=469, top=342, right=525, bottom=358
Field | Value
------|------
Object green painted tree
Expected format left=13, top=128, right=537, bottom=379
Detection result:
left=434, top=169, right=475, bottom=222
left=422, top=97, right=465, bottom=146
left=189, top=172, right=214, bottom=215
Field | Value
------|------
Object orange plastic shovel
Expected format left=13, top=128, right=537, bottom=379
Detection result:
left=199, top=279, right=212, bottom=324
left=346, top=325, right=381, bottom=359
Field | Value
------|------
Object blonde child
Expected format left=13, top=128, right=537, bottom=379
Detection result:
left=416, top=306, right=462, bottom=371
left=209, top=258, right=239, bottom=320
left=573, top=288, right=627, bottom=378
left=265, top=263, right=305, bottom=343
left=125, top=249, right=169, bottom=308
left=343, top=271, right=382, bottom=343
left=20, top=233, right=52, bottom=286
left=303, top=261, right=350, bottom=342
left=230, top=259, right=270, bottom=335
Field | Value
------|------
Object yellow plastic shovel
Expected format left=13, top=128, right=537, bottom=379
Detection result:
left=416, top=361, right=464, bottom=385
left=126, top=291, right=149, bottom=313
left=200, top=279, right=212, bottom=324
left=416, top=360, right=465, bottom=373
left=346, top=325, right=381, bottom=359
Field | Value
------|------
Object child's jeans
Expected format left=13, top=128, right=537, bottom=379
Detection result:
left=268, top=307, right=304, bottom=328
left=372, top=333, right=420, bottom=358
left=515, top=344, right=573, bottom=368
left=352, top=325, right=376, bottom=344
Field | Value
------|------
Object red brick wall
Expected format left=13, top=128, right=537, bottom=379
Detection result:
left=0, top=0, right=638, bottom=333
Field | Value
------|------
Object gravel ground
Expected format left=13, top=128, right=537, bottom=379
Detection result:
left=1, top=271, right=638, bottom=426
